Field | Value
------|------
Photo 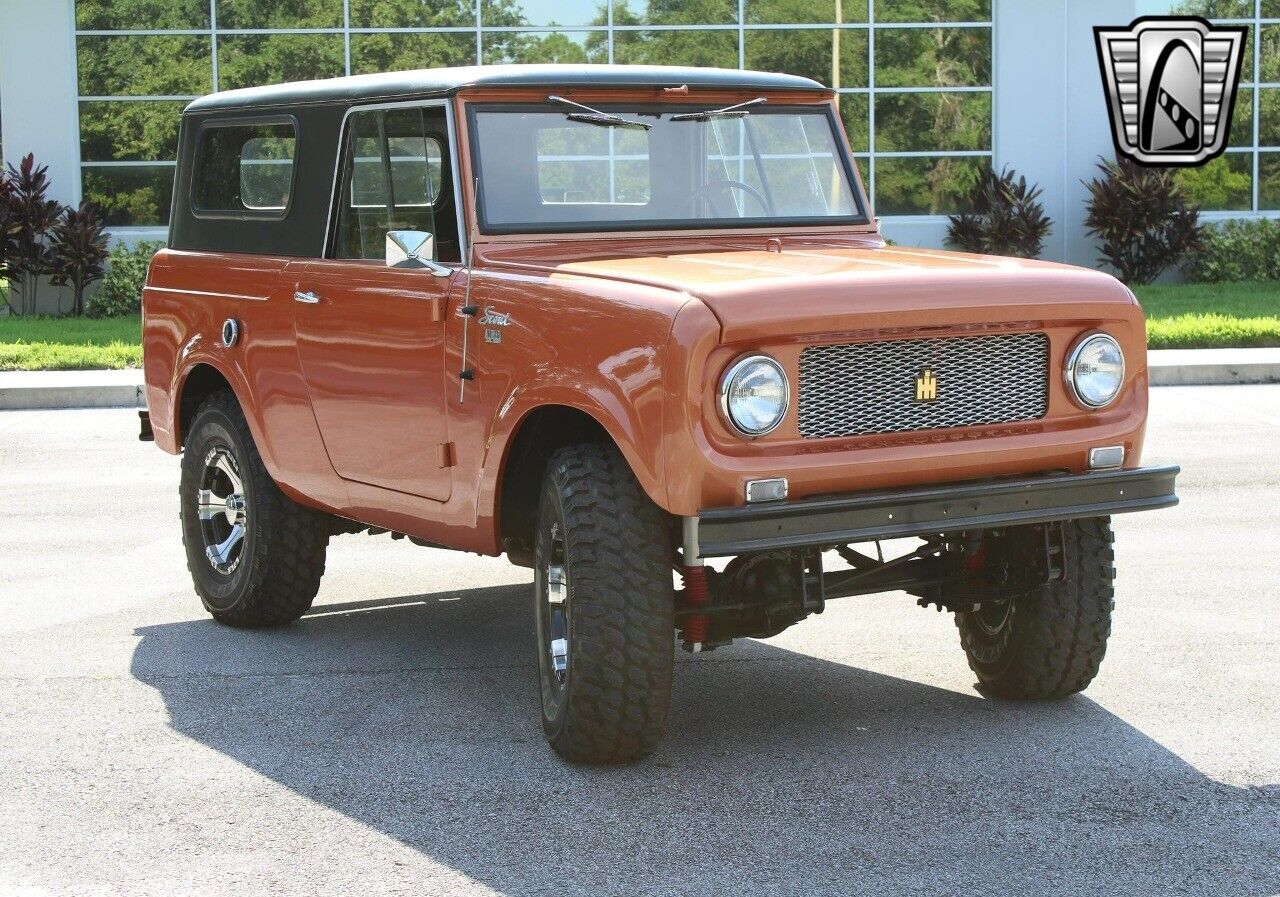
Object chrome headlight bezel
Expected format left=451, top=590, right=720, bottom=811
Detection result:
left=719, top=354, right=790, bottom=438
left=1065, top=332, right=1126, bottom=409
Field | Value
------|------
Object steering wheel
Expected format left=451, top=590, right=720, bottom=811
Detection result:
left=691, top=179, right=772, bottom=218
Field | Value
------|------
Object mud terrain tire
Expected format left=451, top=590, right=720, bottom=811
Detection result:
left=954, top=517, right=1115, bottom=699
left=533, top=443, right=674, bottom=764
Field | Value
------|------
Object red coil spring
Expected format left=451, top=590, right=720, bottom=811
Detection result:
left=964, top=537, right=987, bottom=573
left=681, top=565, right=711, bottom=644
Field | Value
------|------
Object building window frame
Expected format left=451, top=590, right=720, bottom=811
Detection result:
left=74, top=0, right=996, bottom=228
left=1167, top=2, right=1280, bottom=217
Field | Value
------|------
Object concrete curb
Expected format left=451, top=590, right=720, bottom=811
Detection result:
left=0, top=370, right=144, bottom=410
left=1147, top=348, right=1280, bottom=386
left=1, top=348, right=1278, bottom=410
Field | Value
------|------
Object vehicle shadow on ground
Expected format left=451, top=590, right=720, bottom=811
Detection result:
left=131, top=584, right=1278, bottom=897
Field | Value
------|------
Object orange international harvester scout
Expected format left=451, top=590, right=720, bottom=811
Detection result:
left=141, top=65, right=1179, bottom=763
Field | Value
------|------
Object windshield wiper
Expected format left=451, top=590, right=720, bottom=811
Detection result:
left=547, top=95, right=652, bottom=130
left=670, top=97, right=767, bottom=122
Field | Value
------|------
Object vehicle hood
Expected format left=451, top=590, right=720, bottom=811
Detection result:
left=485, top=239, right=1138, bottom=342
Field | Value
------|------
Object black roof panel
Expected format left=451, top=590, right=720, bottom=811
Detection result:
left=184, top=64, right=830, bottom=113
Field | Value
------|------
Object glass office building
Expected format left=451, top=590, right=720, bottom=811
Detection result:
left=0, top=0, right=1276, bottom=264
left=70, top=0, right=995, bottom=226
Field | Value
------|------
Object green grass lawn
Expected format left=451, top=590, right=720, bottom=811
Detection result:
left=0, top=314, right=142, bottom=371
left=0, top=282, right=1275, bottom=370
left=1134, top=281, right=1280, bottom=349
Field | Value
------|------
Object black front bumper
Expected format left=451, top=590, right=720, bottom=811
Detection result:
left=694, top=466, right=1180, bottom=558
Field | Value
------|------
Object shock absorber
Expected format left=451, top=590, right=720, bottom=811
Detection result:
left=963, top=531, right=987, bottom=574
left=680, top=517, right=710, bottom=651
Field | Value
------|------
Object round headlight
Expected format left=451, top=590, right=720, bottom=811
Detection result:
left=1066, top=333, right=1125, bottom=408
left=720, top=355, right=789, bottom=437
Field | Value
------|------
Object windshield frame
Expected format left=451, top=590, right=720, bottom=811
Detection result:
left=464, top=99, right=870, bottom=237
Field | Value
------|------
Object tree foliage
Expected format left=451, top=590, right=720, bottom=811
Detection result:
left=1174, top=155, right=1252, bottom=212
left=1083, top=158, right=1204, bottom=286
left=76, top=0, right=998, bottom=222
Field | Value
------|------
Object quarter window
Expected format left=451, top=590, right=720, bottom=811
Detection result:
left=192, top=122, right=297, bottom=215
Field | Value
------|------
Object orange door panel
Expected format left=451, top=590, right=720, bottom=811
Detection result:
left=291, top=259, right=456, bottom=502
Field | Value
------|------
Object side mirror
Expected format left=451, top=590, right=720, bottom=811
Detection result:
left=385, top=230, right=452, bottom=277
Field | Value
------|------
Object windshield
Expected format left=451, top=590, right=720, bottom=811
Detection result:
left=469, top=103, right=866, bottom=234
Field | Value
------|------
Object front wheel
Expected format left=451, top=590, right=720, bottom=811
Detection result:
left=179, top=391, right=329, bottom=627
left=533, top=443, right=674, bottom=764
left=952, top=517, right=1116, bottom=699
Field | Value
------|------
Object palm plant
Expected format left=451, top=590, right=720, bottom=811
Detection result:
left=50, top=202, right=110, bottom=316
left=1084, top=157, right=1203, bottom=286
left=2, top=154, right=65, bottom=315
left=947, top=167, right=1053, bottom=259
left=0, top=175, right=20, bottom=315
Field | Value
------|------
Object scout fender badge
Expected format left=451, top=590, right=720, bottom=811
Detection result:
left=479, top=306, right=512, bottom=327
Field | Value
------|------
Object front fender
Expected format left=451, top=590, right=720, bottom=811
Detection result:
left=483, top=378, right=667, bottom=515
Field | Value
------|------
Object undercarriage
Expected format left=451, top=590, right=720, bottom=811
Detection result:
left=675, top=524, right=1068, bottom=651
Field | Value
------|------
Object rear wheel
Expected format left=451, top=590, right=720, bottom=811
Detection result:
left=533, top=443, right=674, bottom=764
left=953, top=517, right=1115, bottom=699
left=179, top=391, right=329, bottom=627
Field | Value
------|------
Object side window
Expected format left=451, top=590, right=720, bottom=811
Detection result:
left=334, top=107, right=457, bottom=262
left=192, top=121, right=296, bottom=216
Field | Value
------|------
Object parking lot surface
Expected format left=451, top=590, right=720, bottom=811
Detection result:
left=1, top=387, right=1278, bottom=896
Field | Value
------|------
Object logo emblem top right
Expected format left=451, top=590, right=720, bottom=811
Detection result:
left=1095, top=16, right=1248, bottom=167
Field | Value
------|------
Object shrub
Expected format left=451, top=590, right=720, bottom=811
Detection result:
left=1083, top=157, right=1203, bottom=286
left=947, top=166, right=1053, bottom=258
left=50, top=202, right=110, bottom=316
left=88, top=240, right=163, bottom=318
left=1183, top=218, right=1280, bottom=283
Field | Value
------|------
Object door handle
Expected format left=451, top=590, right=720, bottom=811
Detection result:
left=294, top=290, right=321, bottom=305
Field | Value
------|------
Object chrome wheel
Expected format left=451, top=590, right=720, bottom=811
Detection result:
left=542, top=522, right=570, bottom=688
left=197, top=445, right=248, bottom=575
left=972, top=595, right=1013, bottom=636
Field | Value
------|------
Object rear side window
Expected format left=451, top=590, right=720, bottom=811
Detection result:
left=192, top=121, right=297, bottom=216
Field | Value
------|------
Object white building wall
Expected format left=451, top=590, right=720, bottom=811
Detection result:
left=0, top=0, right=80, bottom=205
left=0, top=0, right=82, bottom=312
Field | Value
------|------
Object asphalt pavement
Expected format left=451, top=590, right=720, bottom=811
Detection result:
left=1, top=387, right=1278, bottom=897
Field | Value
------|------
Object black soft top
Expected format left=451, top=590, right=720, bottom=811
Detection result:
left=183, top=64, right=830, bottom=114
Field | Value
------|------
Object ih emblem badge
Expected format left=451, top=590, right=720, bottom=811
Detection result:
left=915, top=369, right=938, bottom=403
left=1095, top=17, right=1247, bottom=167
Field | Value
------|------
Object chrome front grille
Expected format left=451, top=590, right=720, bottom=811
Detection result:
left=797, top=332, right=1049, bottom=439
